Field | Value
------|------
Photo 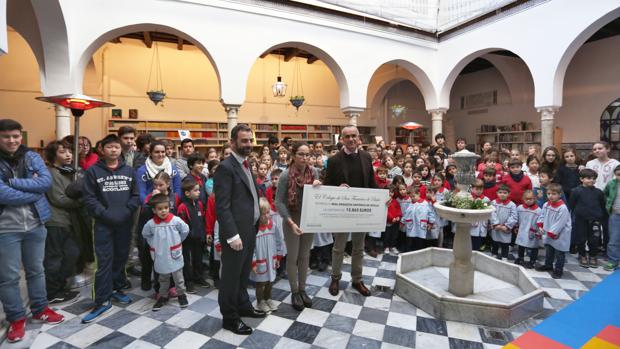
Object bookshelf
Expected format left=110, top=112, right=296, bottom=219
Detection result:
left=476, top=122, right=541, bottom=153
left=394, top=127, right=429, bottom=145
left=107, top=120, right=376, bottom=147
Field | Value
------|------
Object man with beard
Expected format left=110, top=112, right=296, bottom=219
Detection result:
left=214, top=124, right=265, bottom=335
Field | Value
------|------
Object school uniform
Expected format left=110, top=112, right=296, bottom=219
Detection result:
left=177, top=197, right=207, bottom=285
left=403, top=199, right=436, bottom=251
left=251, top=219, right=283, bottom=283
left=469, top=194, right=490, bottom=250
left=538, top=200, right=572, bottom=272
left=490, top=198, right=518, bottom=258
left=516, top=203, right=542, bottom=265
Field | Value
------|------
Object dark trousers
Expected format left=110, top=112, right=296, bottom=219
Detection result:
left=492, top=241, right=510, bottom=258
left=44, top=226, right=80, bottom=298
left=310, top=244, right=332, bottom=265
left=209, top=242, right=220, bottom=281
left=407, top=237, right=434, bottom=252
left=383, top=224, right=399, bottom=249
left=138, top=234, right=154, bottom=284
left=219, top=235, right=255, bottom=320
left=471, top=236, right=483, bottom=251
left=517, top=246, right=539, bottom=263
left=93, top=221, right=131, bottom=305
left=574, top=218, right=601, bottom=258
left=544, top=245, right=566, bottom=271
left=183, top=237, right=205, bottom=283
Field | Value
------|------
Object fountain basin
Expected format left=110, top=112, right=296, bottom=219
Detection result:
left=395, top=248, right=544, bottom=328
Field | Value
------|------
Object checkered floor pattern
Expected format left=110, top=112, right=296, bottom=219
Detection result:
left=1, top=250, right=614, bottom=349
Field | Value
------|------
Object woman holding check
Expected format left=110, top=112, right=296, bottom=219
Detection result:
left=275, top=142, right=321, bottom=311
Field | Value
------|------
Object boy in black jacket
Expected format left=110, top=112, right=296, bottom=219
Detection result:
left=82, top=134, right=140, bottom=323
left=569, top=169, right=606, bottom=268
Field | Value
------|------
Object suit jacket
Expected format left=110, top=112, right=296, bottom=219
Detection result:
left=325, top=150, right=378, bottom=189
left=214, top=155, right=260, bottom=242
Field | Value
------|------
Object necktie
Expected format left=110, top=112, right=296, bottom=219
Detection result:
left=243, top=159, right=249, bottom=169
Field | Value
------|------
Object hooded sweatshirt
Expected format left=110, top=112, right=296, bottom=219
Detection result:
left=82, top=159, right=140, bottom=226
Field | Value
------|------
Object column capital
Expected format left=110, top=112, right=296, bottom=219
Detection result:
left=536, top=106, right=560, bottom=120
left=222, top=103, right=242, bottom=113
left=427, top=108, right=448, bottom=114
left=341, top=106, right=365, bottom=116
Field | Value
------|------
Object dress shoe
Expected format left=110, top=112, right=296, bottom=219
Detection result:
left=291, top=292, right=305, bottom=311
left=329, top=276, right=341, bottom=296
left=239, top=307, right=267, bottom=318
left=299, top=291, right=312, bottom=308
left=223, top=319, right=252, bottom=335
left=352, top=281, right=371, bottom=296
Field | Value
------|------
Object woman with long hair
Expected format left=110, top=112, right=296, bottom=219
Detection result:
left=136, top=140, right=182, bottom=203
left=540, top=146, right=561, bottom=177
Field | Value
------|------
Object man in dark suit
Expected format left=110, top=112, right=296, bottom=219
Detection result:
left=214, top=124, right=265, bottom=335
left=325, top=125, right=378, bottom=297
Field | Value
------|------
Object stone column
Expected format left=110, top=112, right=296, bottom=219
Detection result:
left=55, top=104, right=71, bottom=140
left=449, top=222, right=475, bottom=297
left=537, top=106, right=558, bottom=150
left=223, top=104, right=241, bottom=137
left=428, top=108, right=447, bottom=144
left=342, top=107, right=364, bottom=127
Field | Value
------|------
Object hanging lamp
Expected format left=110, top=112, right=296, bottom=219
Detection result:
left=146, top=41, right=166, bottom=106
left=289, top=53, right=305, bottom=110
left=390, top=65, right=407, bottom=118
left=272, top=53, right=287, bottom=97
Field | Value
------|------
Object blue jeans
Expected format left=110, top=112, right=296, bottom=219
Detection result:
left=0, top=225, right=48, bottom=322
left=608, top=213, right=620, bottom=264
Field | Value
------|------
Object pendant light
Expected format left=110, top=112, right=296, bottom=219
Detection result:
left=289, top=54, right=305, bottom=110
left=146, top=41, right=166, bottom=106
left=391, top=65, right=407, bottom=118
left=272, top=53, right=287, bottom=97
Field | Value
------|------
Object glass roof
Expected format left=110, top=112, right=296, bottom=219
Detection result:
left=291, top=0, right=518, bottom=33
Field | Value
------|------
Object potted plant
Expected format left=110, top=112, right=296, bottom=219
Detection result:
left=290, top=95, right=305, bottom=110
left=391, top=104, right=407, bottom=118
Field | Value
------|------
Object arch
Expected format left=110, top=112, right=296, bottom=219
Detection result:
left=437, top=48, right=535, bottom=109
left=366, top=59, right=437, bottom=111
left=553, top=7, right=620, bottom=107
left=74, top=23, right=221, bottom=97
left=6, top=0, right=45, bottom=90
left=244, top=41, right=350, bottom=108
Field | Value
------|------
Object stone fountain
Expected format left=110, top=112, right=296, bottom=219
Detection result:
left=395, top=150, right=544, bottom=328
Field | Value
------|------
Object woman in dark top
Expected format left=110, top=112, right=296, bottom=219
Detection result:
left=541, top=146, right=561, bottom=178
left=275, top=142, right=321, bottom=311
left=554, top=148, right=583, bottom=200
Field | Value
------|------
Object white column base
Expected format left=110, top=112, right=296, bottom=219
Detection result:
left=537, top=107, right=559, bottom=150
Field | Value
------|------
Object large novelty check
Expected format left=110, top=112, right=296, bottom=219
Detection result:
left=299, top=185, right=389, bottom=233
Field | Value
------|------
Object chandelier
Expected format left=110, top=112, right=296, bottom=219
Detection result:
left=272, top=54, right=287, bottom=97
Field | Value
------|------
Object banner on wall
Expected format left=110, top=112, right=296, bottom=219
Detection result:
left=0, top=0, right=7, bottom=55
left=178, top=130, right=191, bottom=140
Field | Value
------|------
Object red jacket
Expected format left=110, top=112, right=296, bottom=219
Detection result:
left=501, top=173, right=532, bottom=205
left=483, top=183, right=498, bottom=201
left=375, top=174, right=389, bottom=189
left=206, top=195, right=216, bottom=237
left=387, top=199, right=402, bottom=223
left=265, top=186, right=277, bottom=211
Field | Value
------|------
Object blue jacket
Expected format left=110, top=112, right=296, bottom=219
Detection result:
left=0, top=147, right=52, bottom=232
left=136, top=164, right=181, bottom=204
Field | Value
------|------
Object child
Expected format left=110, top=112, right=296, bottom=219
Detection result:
left=185, top=152, right=208, bottom=204
left=256, top=162, right=270, bottom=197
left=205, top=159, right=219, bottom=196
left=265, top=169, right=289, bottom=275
left=82, top=134, right=140, bottom=323
left=490, top=184, right=518, bottom=260
left=395, top=156, right=405, bottom=171
left=205, top=192, right=221, bottom=284
left=569, top=169, right=606, bottom=268
left=252, top=198, right=283, bottom=314
left=525, top=155, right=541, bottom=189
left=587, top=141, right=620, bottom=190
left=515, top=190, right=542, bottom=268
left=554, top=148, right=581, bottom=201
left=482, top=167, right=499, bottom=201
left=417, top=164, right=432, bottom=186
left=536, top=184, right=572, bottom=279
left=273, top=146, right=289, bottom=171
left=534, top=170, right=553, bottom=207
left=502, top=159, right=532, bottom=206
left=383, top=154, right=402, bottom=179
left=403, top=189, right=435, bottom=251
left=431, top=174, right=449, bottom=246
left=384, top=185, right=403, bottom=255
left=603, top=165, right=620, bottom=271
left=374, top=166, right=390, bottom=189
left=445, top=164, right=457, bottom=191
left=142, top=194, right=190, bottom=310
left=470, top=180, right=491, bottom=251
left=402, top=161, right=414, bottom=187
left=177, top=180, right=211, bottom=292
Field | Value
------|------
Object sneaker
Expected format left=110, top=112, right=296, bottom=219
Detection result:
left=32, top=307, right=65, bottom=325
left=514, top=258, right=524, bottom=266
left=266, top=299, right=279, bottom=312
left=122, top=278, right=132, bottom=290
left=141, top=278, right=152, bottom=291
left=186, top=283, right=197, bottom=294
left=536, top=265, right=553, bottom=272
left=524, top=261, right=535, bottom=269
left=168, top=287, right=178, bottom=298
left=589, top=257, right=599, bottom=268
left=256, top=300, right=271, bottom=314
left=48, top=293, right=67, bottom=305
left=480, top=244, right=488, bottom=252
left=7, top=318, right=26, bottom=343
left=62, top=290, right=80, bottom=304
left=178, top=294, right=188, bottom=308
left=390, top=247, right=400, bottom=255
left=604, top=261, right=619, bottom=271
left=194, top=278, right=211, bottom=288
left=507, top=254, right=516, bottom=261
left=82, top=301, right=112, bottom=323
left=111, top=290, right=132, bottom=304
left=552, top=270, right=563, bottom=279
left=384, top=248, right=390, bottom=255
left=152, top=297, right=168, bottom=311
left=579, top=256, right=589, bottom=268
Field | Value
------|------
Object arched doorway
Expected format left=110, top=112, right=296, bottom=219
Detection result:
left=601, top=98, right=620, bottom=159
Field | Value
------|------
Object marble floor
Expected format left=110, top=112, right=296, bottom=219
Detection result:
left=0, top=249, right=613, bottom=349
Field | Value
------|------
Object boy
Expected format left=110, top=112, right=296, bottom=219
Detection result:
left=177, top=180, right=211, bottom=292
left=264, top=169, right=289, bottom=274
left=569, top=169, right=605, bottom=268
left=185, top=152, right=208, bottom=204
left=604, top=165, right=620, bottom=271
left=536, top=184, right=572, bottom=279
left=534, top=170, right=553, bottom=207
left=256, top=162, right=270, bottom=197
left=470, top=179, right=491, bottom=251
left=375, top=166, right=389, bottom=189
left=515, top=190, right=542, bottom=268
left=142, top=193, right=190, bottom=310
left=502, top=160, right=532, bottom=206
left=82, top=134, right=140, bottom=323
left=482, top=167, right=499, bottom=201
left=490, top=184, right=518, bottom=260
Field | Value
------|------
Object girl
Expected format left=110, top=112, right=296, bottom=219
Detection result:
left=136, top=140, right=182, bottom=203
left=445, top=164, right=457, bottom=191
left=383, top=154, right=402, bottom=179
left=555, top=148, right=582, bottom=200
left=260, top=145, right=271, bottom=157
left=384, top=185, right=402, bottom=255
left=395, top=183, right=412, bottom=254
left=586, top=141, right=620, bottom=191
left=415, top=157, right=426, bottom=168
left=395, top=156, right=405, bottom=171
left=256, top=162, right=270, bottom=197
left=251, top=198, right=283, bottom=314
left=272, top=146, right=289, bottom=171
left=394, top=146, right=404, bottom=157
left=431, top=174, right=449, bottom=246
left=515, top=190, right=542, bottom=269
left=402, top=161, right=415, bottom=187
left=78, top=136, right=99, bottom=170
left=540, top=146, right=561, bottom=178
left=525, top=155, right=541, bottom=189
left=417, top=164, right=432, bottom=186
